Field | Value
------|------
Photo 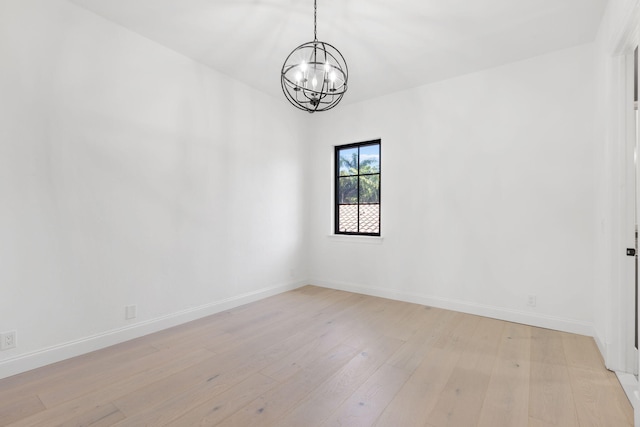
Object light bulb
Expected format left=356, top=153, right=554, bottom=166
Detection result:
left=311, top=76, right=318, bottom=88
left=329, top=71, right=337, bottom=92
left=300, top=61, right=308, bottom=72
left=324, top=62, right=331, bottom=72
left=295, top=71, right=302, bottom=83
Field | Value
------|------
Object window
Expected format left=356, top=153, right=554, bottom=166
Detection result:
left=335, top=140, right=381, bottom=235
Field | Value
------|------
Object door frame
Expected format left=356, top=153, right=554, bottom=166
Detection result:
left=602, top=2, right=640, bottom=423
left=623, top=47, right=638, bottom=376
left=602, top=2, right=640, bottom=375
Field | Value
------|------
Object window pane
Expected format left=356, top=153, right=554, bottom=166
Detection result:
left=359, top=204, right=379, bottom=234
left=338, top=148, right=358, bottom=176
left=359, top=175, right=379, bottom=203
left=338, top=176, right=358, bottom=204
left=338, top=205, right=358, bottom=233
left=359, top=144, right=380, bottom=173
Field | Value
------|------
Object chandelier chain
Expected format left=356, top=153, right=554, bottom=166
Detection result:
left=314, top=0, right=317, bottom=41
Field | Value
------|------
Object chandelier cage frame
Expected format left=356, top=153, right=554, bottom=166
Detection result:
left=280, top=0, right=349, bottom=113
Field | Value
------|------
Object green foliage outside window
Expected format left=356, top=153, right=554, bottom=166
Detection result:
left=337, top=149, right=380, bottom=204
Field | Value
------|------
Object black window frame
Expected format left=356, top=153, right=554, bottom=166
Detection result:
left=334, top=139, right=381, bottom=236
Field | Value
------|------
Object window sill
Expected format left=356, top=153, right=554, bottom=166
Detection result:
left=327, top=234, right=384, bottom=244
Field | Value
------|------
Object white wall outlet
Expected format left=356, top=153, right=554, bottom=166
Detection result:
left=125, top=305, right=137, bottom=320
left=527, top=295, right=537, bottom=307
left=0, top=331, right=16, bottom=350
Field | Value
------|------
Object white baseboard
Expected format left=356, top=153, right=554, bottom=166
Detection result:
left=312, top=279, right=594, bottom=337
left=0, top=281, right=306, bottom=380
left=616, top=371, right=639, bottom=408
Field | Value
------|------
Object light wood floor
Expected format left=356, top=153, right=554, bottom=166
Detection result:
left=0, top=286, right=633, bottom=426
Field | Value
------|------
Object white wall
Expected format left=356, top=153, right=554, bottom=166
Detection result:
left=0, top=0, right=308, bottom=378
left=308, top=44, right=596, bottom=335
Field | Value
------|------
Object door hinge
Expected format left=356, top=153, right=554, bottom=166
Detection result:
left=628, top=248, right=637, bottom=256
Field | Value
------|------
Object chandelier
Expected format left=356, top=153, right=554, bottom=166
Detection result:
left=280, top=0, right=348, bottom=113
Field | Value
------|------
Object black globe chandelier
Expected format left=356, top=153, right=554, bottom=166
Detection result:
left=281, top=0, right=348, bottom=113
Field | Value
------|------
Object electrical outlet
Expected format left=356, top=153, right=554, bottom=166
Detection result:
left=0, top=331, right=16, bottom=350
left=125, top=305, right=137, bottom=320
left=527, top=295, right=537, bottom=307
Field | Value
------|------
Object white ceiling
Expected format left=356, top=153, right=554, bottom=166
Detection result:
left=70, top=0, right=607, bottom=105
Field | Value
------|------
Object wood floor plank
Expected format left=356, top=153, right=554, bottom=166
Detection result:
left=567, top=365, right=633, bottom=427
left=6, top=348, right=215, bottom=427
left=426, top=316, right=504, bottom=426
left=377, top=302, right=431, bottom=341
left=430, top=311, right=475, bottom=352
left=276, top=335, right=406, bottom=427
left=385, top=308, right=457, bottom=373
left=328, top=297, right=398, bottom=350
left=0, top=339, right=157, bottom=395
left=374, top=372, right=448, bottom=427
left=161, top=373, right=278, bottom=427
left=529, top=328, right=580, bottom=427
left=319, top=363, right=410, bottom=427
left=527, top=416, right=556, bottom=427
left=0, top=343, right=159, bottom=405
left=0, top=395, right=45, bottom=426
left=374, top=314, right=480, bottom=427
left=529, top=367, right=579, bottom=427
left=477, top=322, right=531, bottom=427
left=259, top=323, right=356, bottom=382
left=258, top=293, right=384, bottom=383
left=57, top=403, right=126, bottom=427
left=116, top=372, right=278, bottom=427
left=530, top=327, right=566, bottom=365
left=218, top=343, right=359, bottom=427
left=110, top=339, right=282, bottom=417
left=110, top=294, right=364, bottom=421
left=561, top=333, right=605, bottom=372
left=204, top=289, right=361, bottom=357
left=37, top=343, right=198, bottom=408
left=0, top=287, right=633, bottom=427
